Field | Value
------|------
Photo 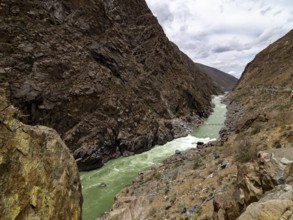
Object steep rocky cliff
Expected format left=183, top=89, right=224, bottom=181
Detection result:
left=101, top=30, right=293, bottom=219
left=218, top=28, right=293, bottom=220
left=0, top=0, right=231, bottom=171
left=0, top=89, right=82, bottom=219
left=224, top=29, right=293, bottom=154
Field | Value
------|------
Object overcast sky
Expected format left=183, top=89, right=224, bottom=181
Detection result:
left=145, top=0, right=293, bottom=78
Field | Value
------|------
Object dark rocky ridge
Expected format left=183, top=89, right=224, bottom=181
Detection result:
left=0, top=0, right=233, bottom=170
left=195, top=63, right=238, bottom=91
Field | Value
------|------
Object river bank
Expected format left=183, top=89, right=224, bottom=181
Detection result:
left=81, top=95, right=227, bottom=220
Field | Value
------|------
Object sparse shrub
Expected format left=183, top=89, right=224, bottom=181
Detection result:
left=281, top=130, right=293, bottom=138
left=142, top=177, right=152, bottom=184
left=154, top=173, right=162, bottom=180
left=272, top=139, right=282, bottom=148
left=149, top=196, right=154, bottom=203
left=222, top=183, right=232, bottom=191
left=196, top=206, right=202, bottom=215
left=173, top=161, right=184, bottom=168
left=177, top=203, right=186, bottom=212
left=148, top=207, right=157, bottom=217
left=169, top=193, right=176, bottom=204
left=193, top=157, right=203, bottom=169
left=279, top=112, right=292, bottom=126
left=175, top=108, right=183, bottom=117
left=250, top=123, right=262, bottom=135
left=211, top=185, right=216, bottom=191
left=235, top=140, right=257, bottom=163
left=172, top=170, right=179, bottom=180
left=217, top=175, right=224, bottom=185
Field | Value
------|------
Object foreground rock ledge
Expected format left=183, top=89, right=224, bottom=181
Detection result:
left=0, top=91, right=82, bottom=220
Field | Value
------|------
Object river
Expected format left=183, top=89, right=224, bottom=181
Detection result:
left=80, top=95, right=227, bottom=220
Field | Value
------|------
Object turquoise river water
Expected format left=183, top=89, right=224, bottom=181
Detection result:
left=80, top=95, right=227, bottom=220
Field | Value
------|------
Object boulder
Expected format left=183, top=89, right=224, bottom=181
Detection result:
left=175, top=150, right=182, bottom=155
left=213, top=189, right=245, bottom=220
left=213, top=147, right=293, bottom=219
left=237, top=148, right=293, bottom=204
left=99, top=196, right=149, bottom=220
left=0, top=90, right=82, bottom=220
left=237, top=162, right=263, bottom=204
left=257, top=149, right=293, bottom=187
left=237, top=185, right=293, bottom=220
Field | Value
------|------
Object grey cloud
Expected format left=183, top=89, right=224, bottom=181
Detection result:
left=179, top=40, right=212, bottom=59
left=220, top=5, right=224, bottom=13
left=273, top=10, right=282, bottom=16
left=195, top=51, right=210, bottom=59
left=180, top=41, right=212, bottom=60
left=211, top=40, right=251, bottom=53
left=192, top=49, right=211, bottom=59
left=255, top=27, right=283, bottom=45
left=175, top=3, right=192, bottom=19
left=212, top=45, right=234, bottom=53
left=260, top=6, right=272, bottom=15
left=211, top=26, right=253, bottom=36
left=288, top=17, right=293, bottom=23
left=146, top=0, right=293, bottom=77
left=180, top=24, right=188, bottom=32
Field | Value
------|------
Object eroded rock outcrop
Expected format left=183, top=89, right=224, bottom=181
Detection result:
left=213, top=147, right=293, bottom=220
left=0, top=0, right=236, bottom=170
left=238, top=185, right=293, bottom=220
left=0, top=89, right=82, bottom=219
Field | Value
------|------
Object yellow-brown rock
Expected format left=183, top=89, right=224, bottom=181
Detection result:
left=213, top=189, right=244, bottom=220
left=0, top=89, right=82, bottom=220
left=237, top=162, right=263, bottom=204
left=238, top=185, right=293, bottom=220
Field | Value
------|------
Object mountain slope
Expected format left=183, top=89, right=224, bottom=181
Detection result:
left=196, top=63, right=238, bottom=91
left=236, top=29, right=293, bottom=89
left=0, top=0, right=222, bottom=170
left=101, top=29, right=293, bottom=219
left=227, top=29, right=293, bottom=140
left=213, top=29, right=293, bottom=219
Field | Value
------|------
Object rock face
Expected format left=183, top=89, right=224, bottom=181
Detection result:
left=236, top=30, right=293, bottom=89
left=0, top=89, right=82, bottom=219
left=226, top=29, right=293, bottom=138
left=238, top=185, right=293, bottom=220
left=0, top=0, right=233, bottom=171
left=209, top=30, right=293, bottom=220
left=214, top=30, right=293, bottom=218
left=213, top=147, right=293, bottom=220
